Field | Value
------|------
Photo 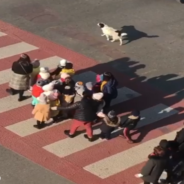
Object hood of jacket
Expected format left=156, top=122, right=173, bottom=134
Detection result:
left=103, top=115, right=121, bottom=127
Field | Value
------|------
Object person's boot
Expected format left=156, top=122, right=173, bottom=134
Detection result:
left=33, top=121, right=42, bottom=129
left=6, top=88, right=15, bottom=95
left=64, top=130, right=75, bottom=138
left=84, top=134, right=94, bottom=142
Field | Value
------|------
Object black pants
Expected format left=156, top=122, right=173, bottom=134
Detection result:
left=11, top=88, right=24, bottom=99
left=103, top=98, right=112, bottom=113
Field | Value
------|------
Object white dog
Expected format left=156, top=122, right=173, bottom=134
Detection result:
left=97, top=22, right=127, bottom=45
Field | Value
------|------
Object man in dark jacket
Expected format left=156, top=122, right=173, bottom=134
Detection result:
left=51, top=91, right=105, bottom=142
left=119, top=110, right=140, bottom=143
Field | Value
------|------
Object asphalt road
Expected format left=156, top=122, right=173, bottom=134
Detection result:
left=0, top=0, right=184, bottom=183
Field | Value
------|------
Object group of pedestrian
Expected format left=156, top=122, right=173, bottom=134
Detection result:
left=6, top=53, right=142, bottom=143
left=135, top=128, right=184, bottom=184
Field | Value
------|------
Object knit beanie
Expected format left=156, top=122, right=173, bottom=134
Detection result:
left=85, top=82, right=93, bottom=91
left=96, top=74, right=103, bottom=82
left=32, top=59, right=40, bottom=68
left=103, top=72, right=112, bottom=81
left=36, top=79, right=46, bottom=87
left=108, top=110, right=116, bottom=119
left=59, top=59, right=68, bottom=67
left=131, top=110, right=140, bottom=117
left=159, top=139, right=169, bottom=150
left=65, top=62, right=73, bottom=70
left=92, top=92, right=103, bottom=100
left=38, top=93, right=47, bottom=104
left=40, top=67, right=49, bottom=73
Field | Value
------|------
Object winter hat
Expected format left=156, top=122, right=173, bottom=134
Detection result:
left=75, top=81, right=85, bottom=96
left=85, top=82, right=93, bottom=91
left=65, top=62, right=73, bottom=70
left=38, top=93, right=47, bottom=104
left=96, top=74, right=103, bottom=82
left=36, top=79, right=47, bottom=87
left=60, top=72, right=70, bottom=79
left=59, top=59, right=68, bottom=67
left=108, top=110, right=117, bottom=119
left=129, top=110, right=140, bottom=119
left=103, top=72, right=112, bottom=81
left=92, top=92, right=103, bottom=100
left=32, top=59, right=40, bottom=68
left=39, top=67, right=50, bottom=80
left=42, top=81, right=55, bottom=92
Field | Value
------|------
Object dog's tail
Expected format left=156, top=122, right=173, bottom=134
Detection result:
left=121, top=33, right=127, bottom=37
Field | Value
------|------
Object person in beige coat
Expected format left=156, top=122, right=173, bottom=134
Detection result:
left=32, top=93, right=50, bottom=129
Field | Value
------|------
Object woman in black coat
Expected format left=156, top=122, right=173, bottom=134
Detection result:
left=135, top=146, right=168, bottom=184
left=6, top=54, right=33, bottom=101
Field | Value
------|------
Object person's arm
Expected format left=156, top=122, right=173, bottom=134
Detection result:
left=50, top=66, right=61, bottom=76
left=51, top=102, right=80, bottom=111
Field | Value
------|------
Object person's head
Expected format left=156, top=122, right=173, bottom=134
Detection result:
left=153, top=146, right=166, bottom=157
left=82, top=90, right=92, bottom=99
left=107, top=110, right=118, bottom=123
left=85, top=82, right=93, bottom=91
left=60, top=72, right=70, bottom=81
left=64, top=62, right=73, bottom=70
left=65, top=77, right=72, bottom=84
left=159, top=139, right=169, bottom=150
left=59, top=59, right=68, bottom=67
left=36, top=79, right=48, bottom=87
left=19, top=53, right=31, bottom=63
left=38, top=93, right=48, bottom=104
left=32, top=59, right=40, bottom=68
left=48, top=89, right=60, bottom=100
left=128, top=110, right=140, bottom=120
left=103, top=72, right=113, bottom=81
left=92, top=92, right=104, bottom=101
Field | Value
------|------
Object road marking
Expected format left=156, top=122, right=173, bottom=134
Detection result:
left=0, top=42, right=38, bottom=60
left=5, top=118, right=70, bottom=137
left=0, top=31, right=7, bottom=37
left=84, top=127, right=179, bottom=179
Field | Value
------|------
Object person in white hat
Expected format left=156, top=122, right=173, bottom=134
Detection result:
left=50, top=59, right=68, bottom=79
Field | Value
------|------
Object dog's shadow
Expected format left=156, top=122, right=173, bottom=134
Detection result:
left=121, top=25, right=159, bottom=45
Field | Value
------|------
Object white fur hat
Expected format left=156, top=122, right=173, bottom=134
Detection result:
left=60, top=59, right=68, bottom=67
left=42, top=81, right=55, bottom=92
left=92, top=92, right=104, bottom=100
left=39, top=67, right=50, bottom=80
left=60, top=72, right=70, bottom=79
left=40, top=67, right=49, bottom=73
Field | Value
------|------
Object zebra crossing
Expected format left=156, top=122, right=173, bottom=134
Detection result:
left=0, top=28, right=183, bottom=184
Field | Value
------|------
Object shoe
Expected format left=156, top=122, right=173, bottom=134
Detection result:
left=127, top=140, right=134, bottom=144
left=119, top=134, right=126, bottom=139
left=64, top=130, right=75, bottom=138
left=18, top=96, right=30, bottom=102
left=84, top=134, right=94, bottom=142
left=6, top=89, right=14, bottom=95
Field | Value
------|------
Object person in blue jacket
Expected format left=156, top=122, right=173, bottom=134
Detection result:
left=100, top=72, right=118, bottom=111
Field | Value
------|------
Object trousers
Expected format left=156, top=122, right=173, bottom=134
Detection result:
left=70, top=119, right=93, bottom=138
